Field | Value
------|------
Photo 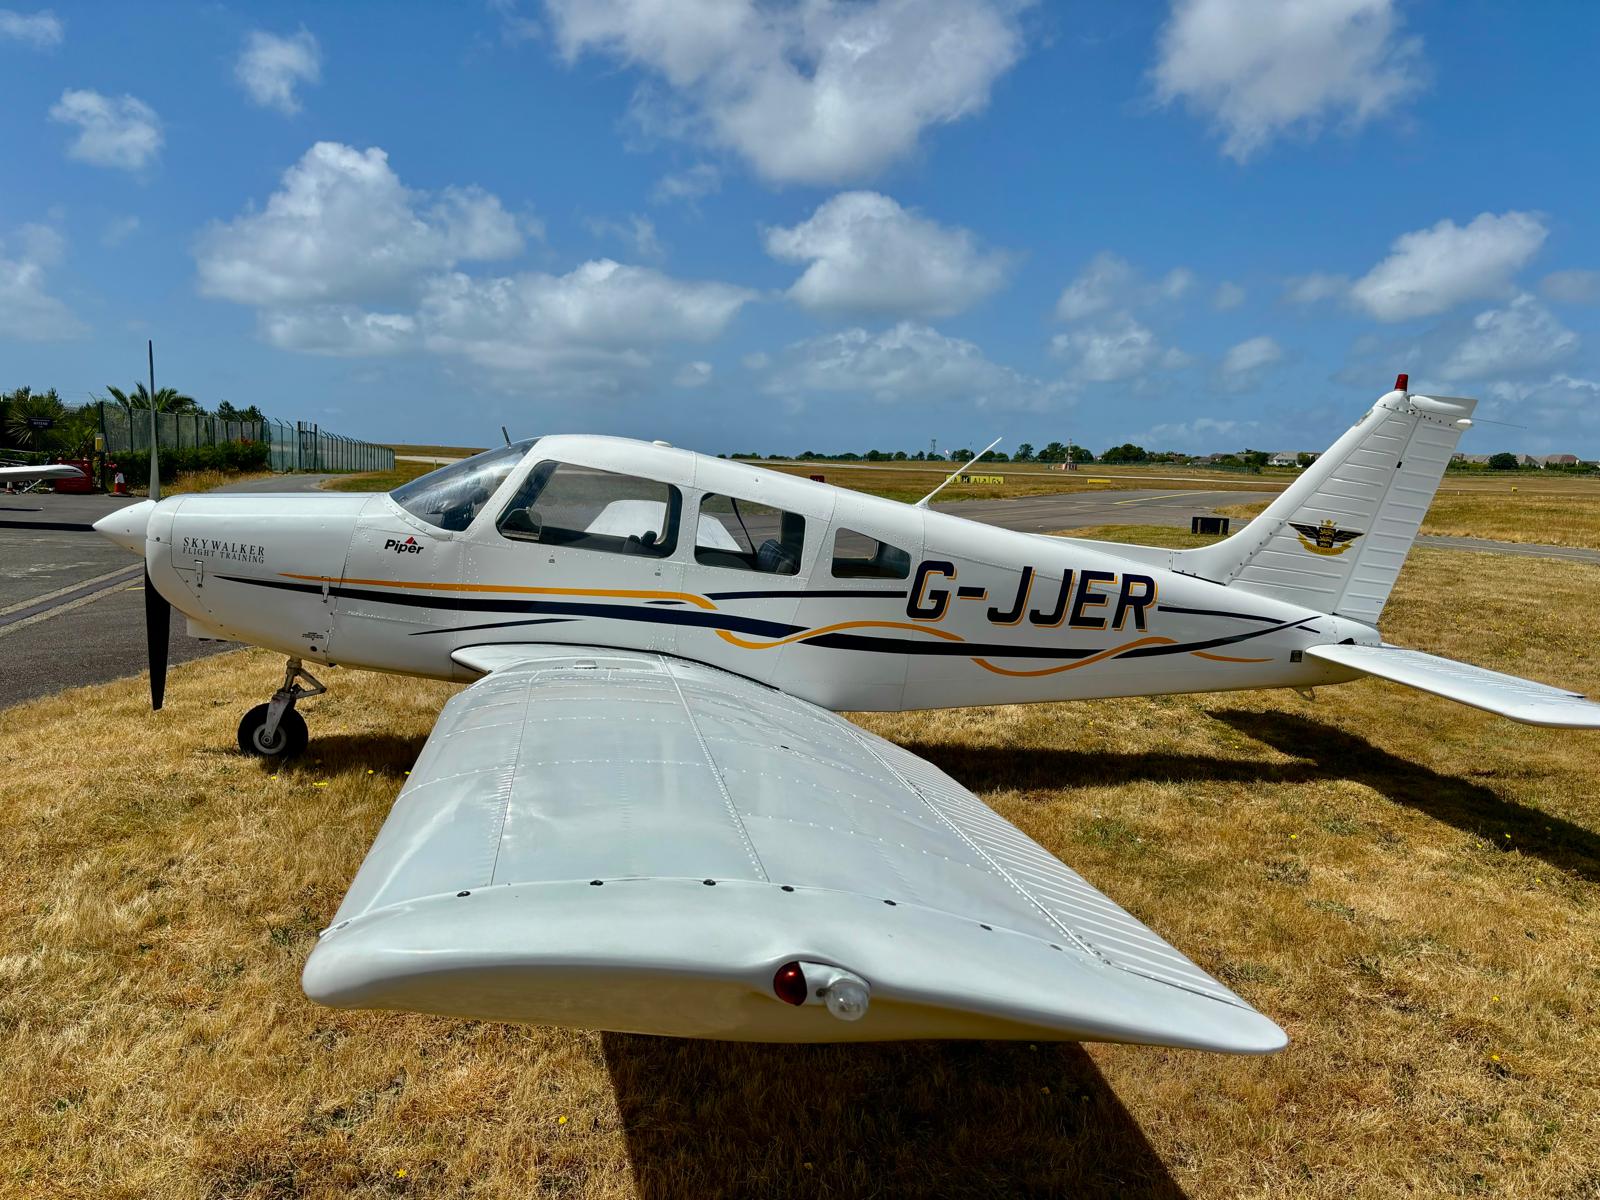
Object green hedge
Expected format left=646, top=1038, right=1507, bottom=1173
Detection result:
left=112, top=440, right=271, bottom=487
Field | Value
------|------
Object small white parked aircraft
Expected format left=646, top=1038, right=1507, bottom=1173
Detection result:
left=93, top=377, right=1599, bottom=1053
left=0, top=462, right=83, bottom=491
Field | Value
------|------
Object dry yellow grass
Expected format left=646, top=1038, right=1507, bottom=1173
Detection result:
left=142, top=469, right=278, bottom=497
left=3, top=546, right=1599, bottom=1197
left=1216, top=475, right=1600, bottom=550
left=763, top=461, right=1282, bottom=505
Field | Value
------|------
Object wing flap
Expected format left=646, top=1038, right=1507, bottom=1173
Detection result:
left=307, top=646, right=1285, bottom=1051
left=1305, top=643, right=1600, bottom=728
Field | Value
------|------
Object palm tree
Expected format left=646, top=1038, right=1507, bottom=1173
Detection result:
left=100, top=383, right=200, bottom=414
left=4, top=388, right=68, bottom=449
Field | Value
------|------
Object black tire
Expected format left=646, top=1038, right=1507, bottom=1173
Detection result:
left=237, top=703, right=309, bottom=759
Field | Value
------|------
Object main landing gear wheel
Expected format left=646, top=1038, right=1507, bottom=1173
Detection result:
left=238, top=704, right=308, bottom=759
left=237, top=657, right=326, bottom=759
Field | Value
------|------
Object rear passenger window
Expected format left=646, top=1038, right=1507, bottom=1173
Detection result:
left=495, top=462, right=680, bottom=558
left=696, top=494, right=805, bottom=575
left=831, top=528, right=911, bottom=579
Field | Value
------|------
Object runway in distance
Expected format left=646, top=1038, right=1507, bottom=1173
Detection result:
left=92, top=376, right=1600, bottom=1054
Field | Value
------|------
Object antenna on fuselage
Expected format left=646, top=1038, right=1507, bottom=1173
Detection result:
left=501, top=425, right=511, bottom=446
left=914, top=437, right=1002, bottom=508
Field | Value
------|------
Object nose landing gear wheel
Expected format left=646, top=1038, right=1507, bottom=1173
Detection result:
left=238, top=704, right=309, bottom=759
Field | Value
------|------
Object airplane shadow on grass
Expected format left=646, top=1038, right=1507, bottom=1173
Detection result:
left=904, top=709, right=1600, bottom=884
left=603, top=1035, right=1185, bottom=1200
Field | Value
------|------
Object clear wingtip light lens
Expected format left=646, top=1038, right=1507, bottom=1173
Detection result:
left=823, top=977, right=871, bottom=1022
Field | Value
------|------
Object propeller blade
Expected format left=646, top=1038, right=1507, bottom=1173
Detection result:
left=144, top=566, right=170, bottom=711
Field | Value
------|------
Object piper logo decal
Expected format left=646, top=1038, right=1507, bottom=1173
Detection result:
left=383, top=536, right=424, bottom=555
left=1290, top=519, right=1363, bottom=556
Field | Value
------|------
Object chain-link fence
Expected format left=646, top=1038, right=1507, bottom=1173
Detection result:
left=97, top=404, right=393, bottom=474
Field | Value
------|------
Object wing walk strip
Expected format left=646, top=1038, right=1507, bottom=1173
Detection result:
left=874, top=743, right=1244, bottom=1007
left=221, top=573, right=1301, bottom=670
left=665, top=663, right=770, bottom=882
left=801, top=693, right=1246, bottom=1006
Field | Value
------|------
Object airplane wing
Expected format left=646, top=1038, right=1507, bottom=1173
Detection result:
left=303, top=644, right=1285, bottom=1052
left=1306, top=643, right=1600, bottom=728
left=0, top=464, right=84, bottom=482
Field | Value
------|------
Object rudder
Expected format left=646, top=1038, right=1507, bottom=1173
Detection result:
left=1175, top=377, right=1476, bottom=624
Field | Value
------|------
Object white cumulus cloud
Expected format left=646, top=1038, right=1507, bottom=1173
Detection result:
left=767, top=321, right=1063, bottom=410
left=1221, top=334, right=1283, bottom=376
left=544, top=0, right=1026, bottom=185
left=1152, top=0, right=1424, bottom=161
left=0, top=7, right=62, bottom=47
left=1054, top=252, right=1193, bottom=322
left=1141, top=416, right=1253, bottom=452
left=49, top=89, right=162, bottom=171
left=1350, top=211, right=1547, bottom=322
left=418, top=260, right=754, bottom=375
left=0, top=223, right=84, bottom=340
left=236, top=29, right=322, bottom=115
left=1436, top=294, right=1578, bottom=382
left=195, top=142, right=524, bottom=306
left=1050, top=315, right=1189, bottom=383
left=765, top=191, right=1010, bottom=319
left=262, top=307, right=417, bottom=356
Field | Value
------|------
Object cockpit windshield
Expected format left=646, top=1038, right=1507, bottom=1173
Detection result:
left=390, top=439, right=539, bottom=531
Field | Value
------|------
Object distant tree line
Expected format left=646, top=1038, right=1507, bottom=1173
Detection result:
left=723, top=443, right=1302, bottom=467
left=1, top=382, right=265, bottom=457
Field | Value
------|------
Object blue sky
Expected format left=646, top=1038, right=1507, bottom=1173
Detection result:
left=2, top=0, right=1598, bottom=457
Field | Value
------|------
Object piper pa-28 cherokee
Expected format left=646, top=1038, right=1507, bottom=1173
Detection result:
left=94, top=377, right=1600, bottom=1054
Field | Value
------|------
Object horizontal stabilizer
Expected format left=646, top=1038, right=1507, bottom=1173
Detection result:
left=1305, top=644, right=1600, bottom=728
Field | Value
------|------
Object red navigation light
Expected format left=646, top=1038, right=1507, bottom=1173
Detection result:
left=773, top=961, right=807, bottom=1006
left=1394, top=373, right=1409, bottom=392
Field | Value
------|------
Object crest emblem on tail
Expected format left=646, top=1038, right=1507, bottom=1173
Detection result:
left=1290, top=519, right=1363, bottom=556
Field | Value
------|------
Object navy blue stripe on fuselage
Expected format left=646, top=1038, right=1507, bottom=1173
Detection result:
left=220, top=575, right=1303, bottom=662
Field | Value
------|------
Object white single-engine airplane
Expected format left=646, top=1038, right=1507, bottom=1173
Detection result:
left=93, top=377, right=1600, bottom=1054
left=0, top=462, right=83, bottom=491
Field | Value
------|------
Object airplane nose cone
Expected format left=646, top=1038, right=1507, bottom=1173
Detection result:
left=93, top=499, right=156, bottom=554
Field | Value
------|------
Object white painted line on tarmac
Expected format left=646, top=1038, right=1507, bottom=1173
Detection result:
left=0, top=576, right=137, bottom=639
left=0, top=563, right=142, bottom=618
left=1113, top=491, right=1217, bottom=506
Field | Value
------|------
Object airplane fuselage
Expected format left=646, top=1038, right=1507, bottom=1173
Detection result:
left=130, top=436, right=1374, bottom=712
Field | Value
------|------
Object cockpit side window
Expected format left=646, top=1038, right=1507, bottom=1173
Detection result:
left=831, top=528, right=911, bottom=579
left=695, top=494, right=805, bottom=575
left=495, top=462, right=680, bottom=559
left=390, top=440, right=538, bottom=531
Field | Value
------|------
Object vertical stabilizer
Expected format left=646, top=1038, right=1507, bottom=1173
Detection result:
left=1174, top=379, right=1476, bottom=624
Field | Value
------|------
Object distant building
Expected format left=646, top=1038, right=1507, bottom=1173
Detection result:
left=1267, top=452, right=1297, bottom=467
left=1539, top=453, right=1579, bottom=467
